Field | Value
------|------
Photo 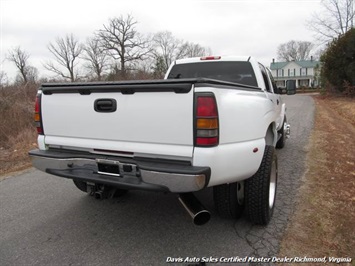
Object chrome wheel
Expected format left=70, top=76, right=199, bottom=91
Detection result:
left=269, top=158, right=277, bottom=209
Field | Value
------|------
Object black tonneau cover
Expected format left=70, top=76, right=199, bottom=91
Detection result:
left=40, top=78, right=261, bottom=95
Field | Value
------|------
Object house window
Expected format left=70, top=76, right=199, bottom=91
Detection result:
left=277, top=69, right=283, bottom=77
left=301, top=68, right=307, bottom=76
left=290, top=69, right=294, bottom=77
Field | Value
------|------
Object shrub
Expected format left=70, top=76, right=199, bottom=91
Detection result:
left=321, top=28, right=355, bottom=95
left=0, top=83, right=38, bottom=149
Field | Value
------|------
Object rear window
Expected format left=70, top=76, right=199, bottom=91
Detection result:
left=167, top=61, right=258, bottom=87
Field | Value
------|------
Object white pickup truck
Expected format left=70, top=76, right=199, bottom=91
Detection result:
left=29, top=56, right=294, bottom=226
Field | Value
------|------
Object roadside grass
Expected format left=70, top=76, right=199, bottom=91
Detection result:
left=327, top=97, right=355, bottom=126
left=0, top=84, right=38, bottom=176
left=279, top=96, right=355, bottom=264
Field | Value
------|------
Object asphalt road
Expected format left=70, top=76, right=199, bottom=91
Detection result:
left=0, top=95, right=315, bottom=266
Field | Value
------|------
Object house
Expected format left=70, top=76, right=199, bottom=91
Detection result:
left=270, top=57, right=321, bottom=88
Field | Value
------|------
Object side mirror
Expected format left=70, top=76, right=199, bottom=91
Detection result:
left=286, top=80, right=296, bottom=95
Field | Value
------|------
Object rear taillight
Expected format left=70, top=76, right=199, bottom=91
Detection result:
left=195, top=93, right=219, bottom=147
left=34, top=93, right=44, bottom=135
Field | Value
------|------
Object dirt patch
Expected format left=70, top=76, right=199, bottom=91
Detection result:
left=279, top=96, right=355, bottom=263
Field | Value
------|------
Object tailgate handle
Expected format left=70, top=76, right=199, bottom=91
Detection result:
left=94, top=99, right=117, bottom=112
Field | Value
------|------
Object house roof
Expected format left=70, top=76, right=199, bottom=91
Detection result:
left=270, top=60, right=320, bottom=70
left=270, top=62, right=288, bottom=69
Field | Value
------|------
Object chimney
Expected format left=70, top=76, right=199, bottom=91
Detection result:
left=311, top=56, right=313, bottom=61
left=272, top=58, right=275, bottom=63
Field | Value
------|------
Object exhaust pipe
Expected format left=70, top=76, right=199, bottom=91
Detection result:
left=178, top=193, right=211, bottom=226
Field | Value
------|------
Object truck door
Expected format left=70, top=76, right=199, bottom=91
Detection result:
left=258, top=63, right=282, bottom=128
left=267, top=68, right=283, bottom=128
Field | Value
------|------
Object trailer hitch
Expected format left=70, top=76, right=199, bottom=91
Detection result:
left=87, top=183, right=118, bottom=199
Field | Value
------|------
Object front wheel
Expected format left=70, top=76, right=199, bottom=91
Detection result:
left=245, top=145, right=278, bottom=225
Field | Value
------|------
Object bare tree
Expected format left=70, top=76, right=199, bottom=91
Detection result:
left=96, top=15, right=152, bottom=79
left=308, top=0, right=355, bottom=43
left=82, top=37, right=110, bottom=81
left=44, top=34, right=83, bottom=82
left=277, top=40, right=314, bottom=61
left=178, top=42, right=212, bottom=58
left=0, top=71, right=8, bottom=87
left=151, top=31, right=212, bottom=76
left=16, top=66, right=38, bottom=84
left=153, top=31, right=183, bottom=73
left=7, top=46, right=31, bottom=84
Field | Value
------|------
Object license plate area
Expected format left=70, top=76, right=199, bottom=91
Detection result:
left=96, top=159, right=139, bottom=177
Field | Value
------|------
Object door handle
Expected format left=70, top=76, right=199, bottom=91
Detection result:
left=94, top=99, right=117, bottom=112
left=277, top=99, right=279, bottom=105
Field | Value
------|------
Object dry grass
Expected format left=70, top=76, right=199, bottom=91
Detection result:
left=0, top=83, right=38, bottom=176
left=279, top=96, right=355, bottom=265
left=327, top=97, right=355, bottom=127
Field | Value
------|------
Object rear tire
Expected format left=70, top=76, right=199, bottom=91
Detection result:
left=73, top=180, right=87, bottom=192
left=245, top=145, right=277, bottom=225
left=213, top=182, right=244, bottom=219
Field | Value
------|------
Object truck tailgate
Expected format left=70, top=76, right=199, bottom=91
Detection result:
left=40, top=81, right=194, bottom=159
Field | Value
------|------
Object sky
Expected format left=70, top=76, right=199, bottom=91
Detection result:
left=0, top=0, right=322, bottom=82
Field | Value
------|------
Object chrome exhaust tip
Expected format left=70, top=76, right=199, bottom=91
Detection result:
left=179, top=193, right=211, bottom=226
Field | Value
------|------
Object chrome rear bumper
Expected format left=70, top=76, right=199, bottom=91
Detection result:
left=29, top=149, right=210, bottom=193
